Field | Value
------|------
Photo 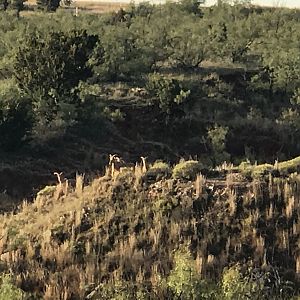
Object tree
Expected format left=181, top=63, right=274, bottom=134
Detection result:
left=129, top=1, right=155, bottom=18
left=9, top=0, right=25, bottom=12
left=36, top=0, right=60, bottom=11
left=179, top=0, right=204, bottom=16
left=130, top=9, right=175, bottom=70
left=0, top=0, right=25, bottom=12
left=92, top=25, right=151, bottom=81
left=207, top=124, right=230, bottom=165
left=13, top=30, right=98, bottom=139
left=0, top=79, right=32, bottom=151
left=146, top=73, right=190, bottom=118
left=167, top=17, right=210, bottom=68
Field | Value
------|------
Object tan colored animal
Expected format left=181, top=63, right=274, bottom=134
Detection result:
left=108, top=154, right=136, bottom=177
left=53, top=172, right=69, bottom=199
left=140, top=156, right=148, bottom=173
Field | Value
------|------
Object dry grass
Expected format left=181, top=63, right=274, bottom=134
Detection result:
left=0, top=159, right=300, bottom=298
left=75, top=1, right=128, bottom=13
left=24, top=0, right=129, bottom=13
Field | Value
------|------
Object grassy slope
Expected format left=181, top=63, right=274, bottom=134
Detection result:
left=1, top=160, right=300, bottom=298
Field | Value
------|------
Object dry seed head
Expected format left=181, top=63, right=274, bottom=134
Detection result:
left=75, top=174, right=84, bottom=197
left=195, top=174, right=205, bottom=198
left=196, top=252, right=203, bottom=276
left=226, top=173, right=234, bottom=188
left=266, top=202, right=274, bottom=220
left=207, top=254, right=215, bottom=264
left=255, top=235, right=265, bottom=259
left=286, top=196, right=295, bottom=219
left=228, top=189, right=236, bottom=216
left=296, top=255, right=300, bottom=274
left=226, top=236, right=231, bottom=255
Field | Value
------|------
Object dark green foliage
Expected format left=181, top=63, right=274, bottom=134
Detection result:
left=92, top=26, right=152, bottom=81
left=0, top=0, right=24, bottom=12
left=14, top=30, right=98, bottom=99
left=0, top=0, right=9, bottom=10
left=13, top=30, right=98, bottom=138
left=179, top=0, right=204, bottom=16
left=0, top=1, right=299, bottom=162
left=0, top=98, right=31, bottom=151
left=109, top=8, right=131, bottom=25
left=129, top=1, right=155, bottom=18
left=36, top=0, right=60, bottom=12
left=9, top=0, right=24, bottom=12
left=146, top=73, right=190, bottom=117
left=0, top=80, right=32, bottom=151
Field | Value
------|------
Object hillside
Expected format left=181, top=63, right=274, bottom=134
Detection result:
left=0, top=158, right=299, bottom=299
left=1, top=1, right=300, bottom=299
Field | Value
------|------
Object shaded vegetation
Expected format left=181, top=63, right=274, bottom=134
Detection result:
left=0, top=160, right=299, bottom=298
left=0, top=0, right=300, bottom=299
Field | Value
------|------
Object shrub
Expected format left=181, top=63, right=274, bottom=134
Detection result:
left=153, top=196, right=179, bottom=216
left=251, top=164, right=274, bottom=178
left=238, top=160, right=252, bottom=171
left=172, top=160, right=203, bottom=180
left=239, top=162, right=274, bottom=178
left=278, top=156, right=300, bottom=174
left=13, top=30, right=98, bottom=140
left=221, top=265, right=266, bottom=300
left=146, top=161, right=171, bottom=179
left=14, top=30, right=98, bottom=100
left=36, top=185, right=56, bottom=199
left=222, top=266, right=248, bottom=300
left=207, top=124, right=230, bottom=166
left=0, top=0, right=24, bottom=11
left=92, top=26, right=152, bottom=82
left=179, top=0, right=203, bottom=16
left=0, top=79, right=32, bottom=151
left=0, top=274, right=24, bottom=300
left=129, top=2, right=155, bottom=18
left=168, top=247, right=219, bottom=299
left=0, top=0, right=8, bottom=10
left=36, top=0, right=60, bottom=11
left=146, top=73, right=190, bottom=118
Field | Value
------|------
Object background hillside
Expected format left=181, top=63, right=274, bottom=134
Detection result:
left=1, top=0, right=300, bottom=298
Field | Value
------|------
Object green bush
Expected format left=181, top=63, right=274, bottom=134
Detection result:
left=238, top=162, right=274, bottom=178
left=207, top=124, right=230, bottom=166
left=238, top=160, right=252, bottom=171
left=146, top=73, right=190, bottom=119
left=0, top=0, right=8, bottom=10
left=221, top=265, right=265, bottom=300
left=153, top=196, right=179, bottom=216
left=251, top=164, right=274, bottom=178
left=92, top=26, right=152, bottom=82
left=168, top=247, right=219, bottom=299
left=36, top=0, right=60, bottom=11
left=278, top=156, right=300, bottom=174
left=0, top=79, right=32, bottom=151
left=179, top=0, right=203, bottom=16
left=0, top=274, right=24, bottom=300
left=146, top=161, right=171, bottom=179
left=172, top=160, right=203, bottom=180
left=13, top=30, right=98, bottom=140
left=0, top=0, right=25, bottom=11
